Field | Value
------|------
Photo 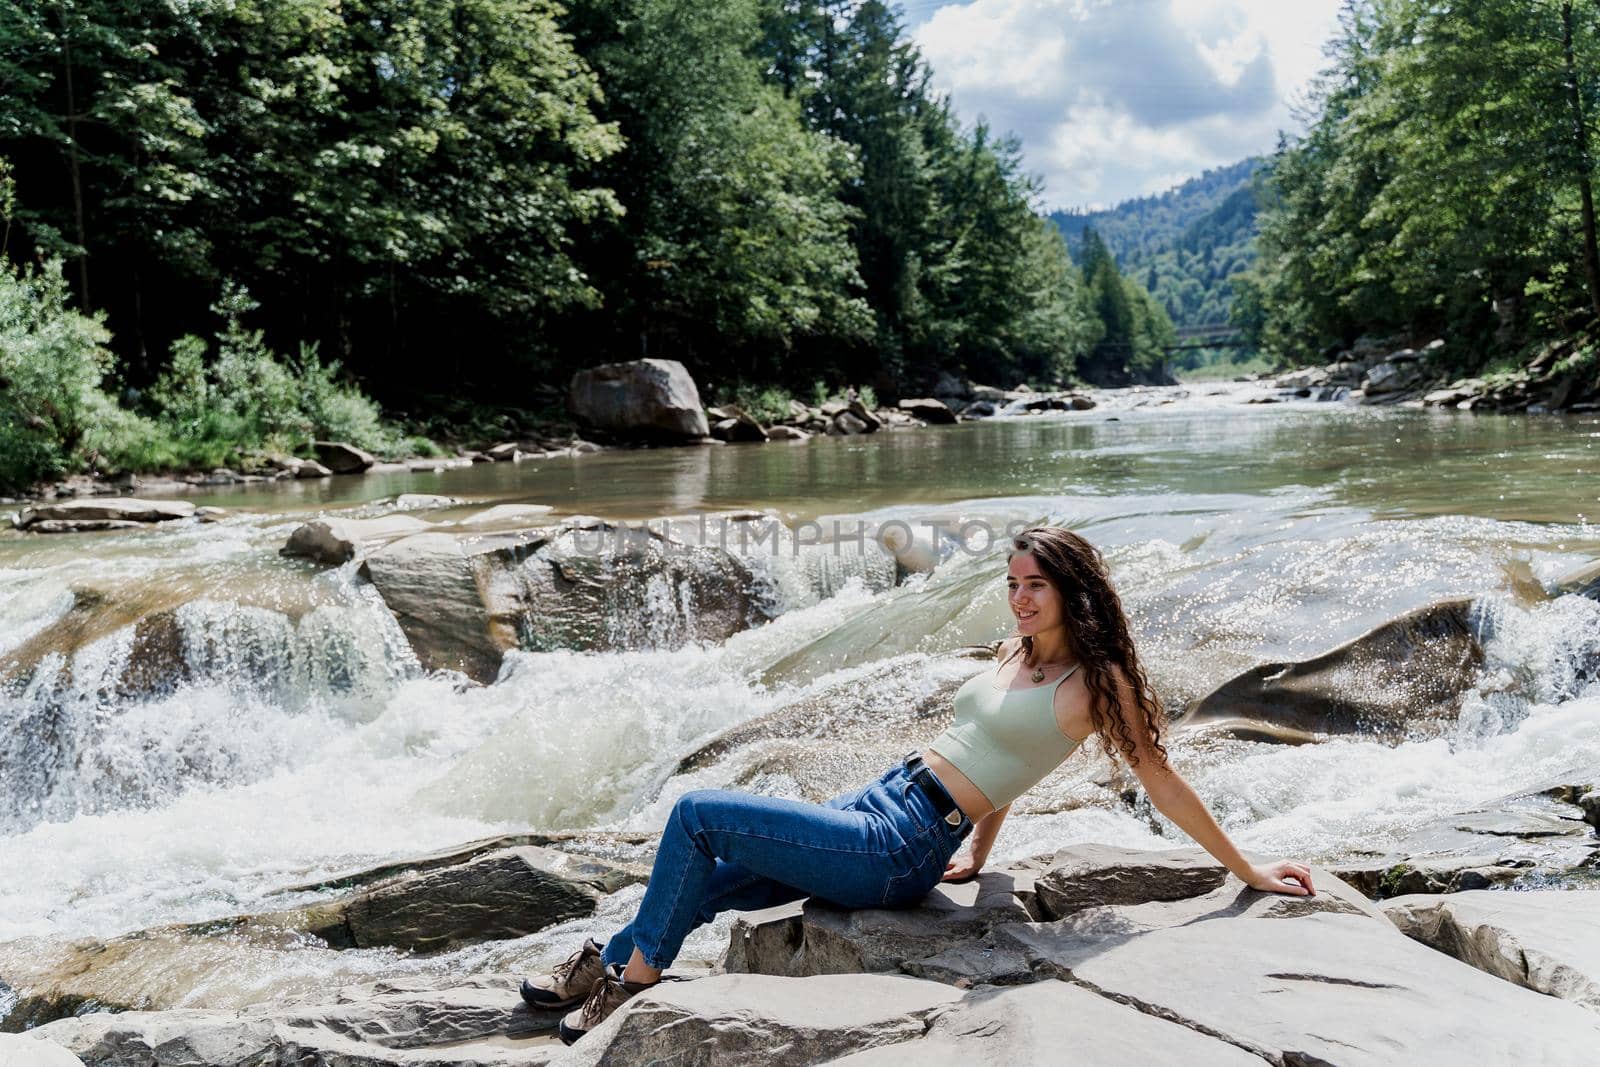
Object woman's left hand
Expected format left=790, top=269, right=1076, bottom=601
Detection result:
left=942, top=854, right=984, bottom=883
left=1246, top=860, right=1315, bottom=896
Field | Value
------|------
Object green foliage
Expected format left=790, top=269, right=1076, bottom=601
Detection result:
left=0, top=0, right=1102, bottom=429
left=0, top=258, right=115, bottom=492
left=144, top=285, right=403, bottom=461
left=1245, top=0, right=1600, bottom=364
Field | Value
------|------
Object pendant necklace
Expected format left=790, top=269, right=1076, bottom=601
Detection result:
left=1030, top=659, right=1073, bottom=683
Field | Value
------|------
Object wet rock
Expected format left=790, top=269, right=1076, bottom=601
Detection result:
left=295, top=459, right=334, bottom=478
left=767, top=425, right=810, bottom=441
left=312, top=440, right=376, bottom=474
left=568, top=359, right=709, bottom=440
left=1382, top=890, right=1600, bottom=1012
left=32, top=974, right=558, bottom=1067
left=281, top=515, right=433, bottom=566
left=360, top=522, right=773, bottom=683
left=827, top=981, right=1263, bottom=1066
left=359, top=531, right=503, bottom=680
left=721, top=871, right=1036, bottom=979
left=960, top=400, right=997, bottom=417
left=1181, top=598, right=1484, bottom=741
left=290, top=845, right=642, bottom=954
left=551, top=973, right=960, bottom=1067
left=0, top=1034, right=84, bottom=1065
left=895, top=398, right=957, bottom=424
left=1552, top=558, right=1600, bottom=600
left=268, top=831, right=657, bottom=896
left=13, top=498, right=196, bottom=532
left=1330, top=785, right=1599, bottom=898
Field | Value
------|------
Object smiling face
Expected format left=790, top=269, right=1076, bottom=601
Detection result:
left=1007, top=551, right=1065, bottom=639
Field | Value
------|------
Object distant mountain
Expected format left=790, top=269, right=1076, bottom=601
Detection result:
left=1050, top=158, right=1262, bottom=329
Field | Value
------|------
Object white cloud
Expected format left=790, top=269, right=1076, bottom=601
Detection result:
left=911, top=0, right=1343, bottom=209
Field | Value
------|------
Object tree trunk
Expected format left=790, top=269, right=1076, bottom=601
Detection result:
left=1562, top=1, right=1600, bottom=321
left=57, top=7, right=90, bottom=308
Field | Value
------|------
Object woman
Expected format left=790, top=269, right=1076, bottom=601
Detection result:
left=524, top=526, right=1315, bottom=1044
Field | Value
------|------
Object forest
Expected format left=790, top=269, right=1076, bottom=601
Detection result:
left=1239, top=0, right=1600, bottom=378
left=0, top=0, right=1175, bottom=493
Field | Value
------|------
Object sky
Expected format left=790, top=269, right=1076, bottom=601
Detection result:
left=905, top=0, right=1345, bottom=211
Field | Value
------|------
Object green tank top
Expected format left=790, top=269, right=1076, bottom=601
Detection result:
left=927, top=660, right=1083, bottom=809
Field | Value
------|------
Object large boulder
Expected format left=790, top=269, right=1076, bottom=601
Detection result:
left=1382, top=890, right=1600, bottom=1013
left=311, top=440, right=376, bottom=474
left=1180, top=599, right=1484, bottom=741
left=13, top=498, right=195, bottom=533
left=568, top=359, right=709, bottom=439
left=32, top=974, right=557, bottom=1067
left=359, top=521, right=773, bottom=682
left=551, top=974, right=961, bottom=1067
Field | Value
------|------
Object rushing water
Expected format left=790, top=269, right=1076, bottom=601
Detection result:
left=2, top=383, right=1598, bottom=1009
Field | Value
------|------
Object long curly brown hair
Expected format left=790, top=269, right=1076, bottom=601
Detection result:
left=1004, top=526, right=1169, bottom=770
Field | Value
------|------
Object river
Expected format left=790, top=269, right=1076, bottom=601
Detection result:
left=2, top=383, right=1597, bottom=1010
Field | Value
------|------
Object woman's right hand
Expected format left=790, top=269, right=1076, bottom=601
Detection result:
left=942, top=854, right=984, bottom=882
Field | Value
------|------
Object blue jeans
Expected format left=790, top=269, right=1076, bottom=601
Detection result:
left=602, top=762, right=972, bottom=969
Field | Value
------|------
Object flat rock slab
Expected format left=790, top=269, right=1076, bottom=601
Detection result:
left=825, top=980, right=1262, bottom=1066
left=14, top=498, right=196, bottom=531
left=550, top=973, right=961, bottom=1067
left=1001, top=908, right=1600, bottom=1064
left=34, top=974, right=559, bottom=1067
left=1382, top=890, right=1600, bottom=1012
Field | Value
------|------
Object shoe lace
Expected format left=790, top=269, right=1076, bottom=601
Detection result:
left=579, top=974, right=618, bottom=1027
left=551, top=944, right=591, bottom=985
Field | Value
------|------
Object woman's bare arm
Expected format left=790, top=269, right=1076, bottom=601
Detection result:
left=1115, top=673, right=1315, bottom=896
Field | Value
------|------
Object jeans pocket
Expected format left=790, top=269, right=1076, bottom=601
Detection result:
left=879, top=846, right=938, bottom=907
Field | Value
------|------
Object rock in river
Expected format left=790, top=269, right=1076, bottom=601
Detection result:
left=567, top=358, right=709, bottom=440
left=12, top=497, right=196, bottom=533
left=1181, top=598, right=1485, bottom=741
left=359, top=520, right=773, bottom=683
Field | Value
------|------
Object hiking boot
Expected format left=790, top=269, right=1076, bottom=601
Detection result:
left=557, top=971, right=656, bottom=1045
left=520, top=939, right=608, bottom=1011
